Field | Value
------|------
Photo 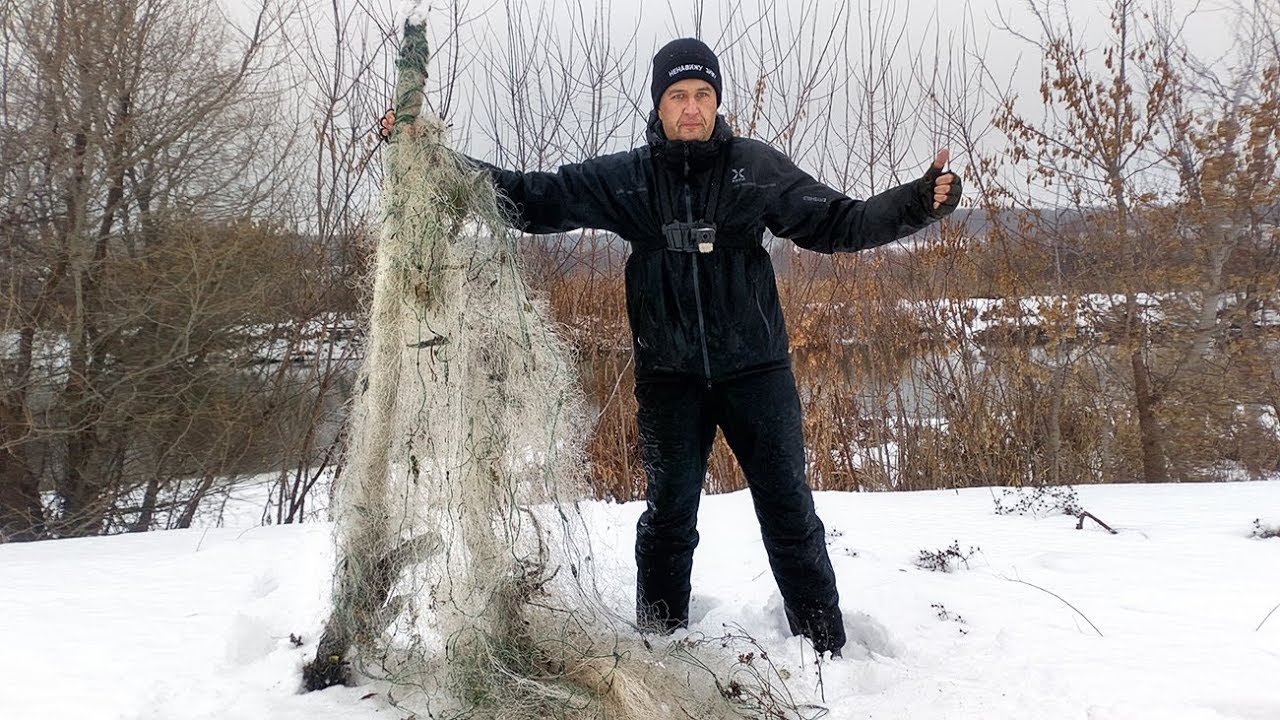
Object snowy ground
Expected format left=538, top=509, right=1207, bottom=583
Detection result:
left=2, top=481, right=1279, bottom=720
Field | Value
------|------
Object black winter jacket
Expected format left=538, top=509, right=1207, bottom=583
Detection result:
left=475, top=113, right=938, bottom=381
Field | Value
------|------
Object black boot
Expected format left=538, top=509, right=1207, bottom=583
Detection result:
left=786, top=603, right=847, bottom=656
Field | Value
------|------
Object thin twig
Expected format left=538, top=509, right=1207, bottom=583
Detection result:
left=1003, top=575, right=1104, bottom=637
left=815, top=651, right=826, bottom=704
left=593, top=350, right=635, bottom=422
left=1256, top=601, right=1280, bottom=632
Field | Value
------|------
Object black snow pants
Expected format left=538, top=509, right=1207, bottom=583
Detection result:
left=633, top=365, right=846, bottom=653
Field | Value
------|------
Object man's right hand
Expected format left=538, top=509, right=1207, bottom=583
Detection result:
left=378, top=109, right=396, bottom=140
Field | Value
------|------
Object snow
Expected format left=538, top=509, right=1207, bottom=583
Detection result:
left=3, top=481, right=1279, bottom=720
left=897, top=292, right=1280, bottom=340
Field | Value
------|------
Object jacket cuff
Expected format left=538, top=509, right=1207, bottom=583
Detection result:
left=878, top=179, right=936, bottom=234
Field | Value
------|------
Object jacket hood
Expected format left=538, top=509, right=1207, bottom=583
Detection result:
left=646, top=110, right=733, bottom=171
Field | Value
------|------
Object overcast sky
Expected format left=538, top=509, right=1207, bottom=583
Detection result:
left=395, top=0, right=1239, bottom=96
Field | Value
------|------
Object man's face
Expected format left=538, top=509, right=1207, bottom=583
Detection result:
left=658, top=78, right=717, bottom=142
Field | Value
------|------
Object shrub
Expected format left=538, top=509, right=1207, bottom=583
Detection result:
left=994, top=484, right=1083, bottom=517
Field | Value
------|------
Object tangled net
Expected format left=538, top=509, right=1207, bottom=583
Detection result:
left=305, top=20, right=824, bottom=720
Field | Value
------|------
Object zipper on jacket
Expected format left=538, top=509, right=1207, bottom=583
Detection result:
left=683, top=151, right=713, bottom=383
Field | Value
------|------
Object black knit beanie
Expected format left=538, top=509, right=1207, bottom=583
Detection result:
left=650, top=38, right=722, bottom=108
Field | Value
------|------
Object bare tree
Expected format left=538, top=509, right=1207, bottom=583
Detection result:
left=0, top=0, right=300, bottom=540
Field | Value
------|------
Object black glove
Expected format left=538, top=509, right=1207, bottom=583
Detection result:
left=918, top=163, right=963, bottom=219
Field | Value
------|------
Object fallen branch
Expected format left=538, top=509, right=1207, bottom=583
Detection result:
left=1076, top=511, right=1118, bottom=534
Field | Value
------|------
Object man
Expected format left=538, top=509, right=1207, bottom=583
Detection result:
left=381, top=38, right=960, bottom=657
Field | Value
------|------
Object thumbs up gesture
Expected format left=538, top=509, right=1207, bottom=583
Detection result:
left=920, top=148, right=962, bottom=218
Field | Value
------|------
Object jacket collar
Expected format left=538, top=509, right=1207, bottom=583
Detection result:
left=646, top=110, right=733, bottom=172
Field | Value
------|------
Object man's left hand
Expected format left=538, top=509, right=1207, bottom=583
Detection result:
left=921, top=148, right=962, bottom=219
left=379, top=109, right=396, bottom=141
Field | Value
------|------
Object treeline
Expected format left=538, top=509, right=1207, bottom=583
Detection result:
left=2, top=0, right=1277, bottom=541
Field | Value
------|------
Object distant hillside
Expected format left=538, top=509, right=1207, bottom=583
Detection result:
left=514, top=203, right=1276, bottom=282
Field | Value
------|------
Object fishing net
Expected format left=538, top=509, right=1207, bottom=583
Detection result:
left=305, top=19, right=820, bottom=720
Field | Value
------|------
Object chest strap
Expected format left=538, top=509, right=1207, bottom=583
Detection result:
left=643, top=146, right=747, bottom=253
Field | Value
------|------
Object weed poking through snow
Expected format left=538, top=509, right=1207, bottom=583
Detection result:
left=1250, top=519, right=1280, bottom=539
left=993, top=485, right=1083, bottom=517
left=994, top=485, right=1118, bottom=534
left=915, top=541, right=980, bottom=572
left=931, top=603, right=969, bottom=634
